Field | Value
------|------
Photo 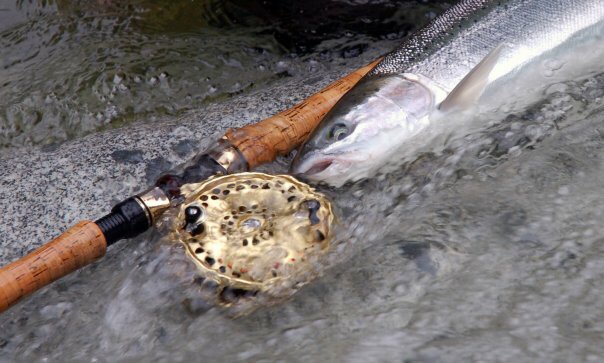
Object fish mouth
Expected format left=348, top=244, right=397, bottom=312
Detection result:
left=291, top=152, right=361, bottom=187
left=304, top=159, right=333, bottom=175
left=291, top=154, right=336, bottom=177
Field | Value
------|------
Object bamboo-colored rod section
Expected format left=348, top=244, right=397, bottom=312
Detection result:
left=0, top=221, right=106, bottom=313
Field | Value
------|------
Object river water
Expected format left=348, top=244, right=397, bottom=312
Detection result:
left=0, top=0, right=443, bottom=149
left=1, top=1, right=603, bottom=362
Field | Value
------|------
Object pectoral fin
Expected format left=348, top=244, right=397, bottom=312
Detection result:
left=439, top=44, right=504, bottom=112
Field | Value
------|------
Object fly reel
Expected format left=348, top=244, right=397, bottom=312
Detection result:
left=172, top=173, right=334, bottom=302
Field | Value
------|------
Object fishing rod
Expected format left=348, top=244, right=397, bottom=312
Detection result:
left=0, top=59, right=380, bottom=313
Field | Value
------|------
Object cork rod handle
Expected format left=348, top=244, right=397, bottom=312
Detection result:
left=0, top=221, right=107, bottom=313
left=225, top=58, right=381, bottom=169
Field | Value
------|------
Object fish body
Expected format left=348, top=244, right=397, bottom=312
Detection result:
left=291, top=0, right=604, bottom=186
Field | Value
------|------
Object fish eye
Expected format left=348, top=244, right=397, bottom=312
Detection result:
left=327, top=123, right=349, bottom=142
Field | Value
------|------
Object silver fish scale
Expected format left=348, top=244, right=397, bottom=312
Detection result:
left=370, top=0, right=492, bottom=77
left=370, top=0, right=604, bottom=90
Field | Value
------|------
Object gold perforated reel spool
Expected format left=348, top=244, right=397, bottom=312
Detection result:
left=172, top=173, right=334, bottom=295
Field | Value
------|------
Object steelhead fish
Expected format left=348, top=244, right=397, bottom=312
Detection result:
left=291, top=0, right=604, bottom=186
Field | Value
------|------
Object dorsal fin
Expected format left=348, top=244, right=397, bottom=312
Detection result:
left=439, top=44, right=504, bottom=112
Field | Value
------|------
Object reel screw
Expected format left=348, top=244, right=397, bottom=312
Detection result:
left=304, top=199, right=321, bottom=225
left=189, top=223, right=205, bottom=236
left=185, top=206, right=202, bottom=224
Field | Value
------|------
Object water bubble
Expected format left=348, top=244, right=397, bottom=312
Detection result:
left=542, top=58, right=564, bottom=77
left=545, top=83, right=568, bottom=95
left=112, top=74, right=123, bottom=85
left=426, top=11, right=437, bottom=19
left=524, top=125, right=545, bottom=142
left=508, top=145, right=521, bottom=157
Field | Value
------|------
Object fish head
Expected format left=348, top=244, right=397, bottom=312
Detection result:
left=291, top=75, right=435, bottom=186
